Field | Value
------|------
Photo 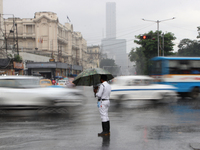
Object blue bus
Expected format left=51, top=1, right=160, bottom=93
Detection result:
left=151, top=56, right=200, bottom=99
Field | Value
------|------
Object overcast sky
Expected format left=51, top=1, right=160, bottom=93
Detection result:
left=3, top=0, right=200, bottom=53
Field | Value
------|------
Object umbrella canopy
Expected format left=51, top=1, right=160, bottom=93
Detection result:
left=73, top=68, right=114, bottom=86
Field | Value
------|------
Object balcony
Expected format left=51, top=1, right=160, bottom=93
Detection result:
left=57, top=35, right=68, bottom=44
left=21, top=33, right=36, bottom=39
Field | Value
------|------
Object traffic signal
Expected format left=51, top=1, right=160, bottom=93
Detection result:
left=140, top=35, right=151, bottom=40
left=142, top=35, right=147, bottom=39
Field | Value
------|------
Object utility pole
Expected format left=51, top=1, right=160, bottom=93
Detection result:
left=142, top=17, right=175, bottom=56
left=1, top=14, right=15, bottom=55
left=162, top=33, right=164, bottom=56
left=15, top=23, right=19, bottom=55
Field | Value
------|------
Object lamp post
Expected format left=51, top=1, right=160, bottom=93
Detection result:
left=142, top=17, right=175, bottom=56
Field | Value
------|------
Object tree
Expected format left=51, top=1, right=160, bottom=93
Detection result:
left=14, top=54, right=22, bottom=63
left=134, top=31, right=176, bottom=59
left=197, top=26, right=200, bottom=39
left=129, top=47, right=146, bottom=75
left=177, top=39, right=200, bottom=56
left=176, top=26, right=200, bottom=56
left=100, top=58, right=120, bottom=76
left=129, top=30, right=176, bottom=74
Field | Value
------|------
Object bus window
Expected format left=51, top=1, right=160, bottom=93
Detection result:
left=190, top=60, right=200, bottom=74
left=152, top=61, right=162, bottom=75
left=169, top=60, right=179, bottom=74
left=179, top=60, right=190, bottom=74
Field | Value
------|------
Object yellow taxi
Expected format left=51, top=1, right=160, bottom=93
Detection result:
left=40, top=79, right=52, bottom=87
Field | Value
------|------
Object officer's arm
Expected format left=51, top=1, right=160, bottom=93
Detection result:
left=96, top=85, right=103, bottom=98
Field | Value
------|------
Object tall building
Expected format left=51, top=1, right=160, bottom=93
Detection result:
left=3, top=12, right=90, bottom=76
left=106, top=2, right=116, bottom=39
left=101, top=2, right=128, bottom=75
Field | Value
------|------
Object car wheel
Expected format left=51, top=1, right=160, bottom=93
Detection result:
left=190, top=87, right=199, bottom=100
left=119, top=95, right=126, bottom=101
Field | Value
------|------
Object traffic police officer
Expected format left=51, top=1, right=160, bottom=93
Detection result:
left=94, top=75, right=111, bottom=136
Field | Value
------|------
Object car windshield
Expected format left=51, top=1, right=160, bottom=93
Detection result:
left=41, top=81, right=51, bottom=84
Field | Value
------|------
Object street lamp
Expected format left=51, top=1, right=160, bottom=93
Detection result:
left=142, top=17, right=175, bottom=56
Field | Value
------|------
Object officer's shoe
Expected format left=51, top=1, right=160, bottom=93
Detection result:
left=98, top=131, right=110, bottom=136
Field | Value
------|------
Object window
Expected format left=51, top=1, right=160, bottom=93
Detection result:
left=152, top=61, right=162, bottom=75
left=26, top=25, right=32, bottom=34
left=169, top=60, right=200, bottom=74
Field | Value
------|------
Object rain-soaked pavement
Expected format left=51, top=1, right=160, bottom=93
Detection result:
left=0, top=87, right=200, bottom=150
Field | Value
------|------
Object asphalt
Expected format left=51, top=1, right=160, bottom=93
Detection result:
left=0, top=86, right=200, bottom=149
left=190, top=143, right=200, bottom=150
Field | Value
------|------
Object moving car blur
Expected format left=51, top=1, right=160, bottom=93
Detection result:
left=110, top=75, right=177, bottom=103
left=0, top=76, right=86, bottom=109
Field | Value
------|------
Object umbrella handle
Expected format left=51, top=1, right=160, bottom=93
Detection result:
left=93, top=86, right=98, bottom=93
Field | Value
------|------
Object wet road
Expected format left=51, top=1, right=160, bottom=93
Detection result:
left=0, top=87, right=200, bottom=150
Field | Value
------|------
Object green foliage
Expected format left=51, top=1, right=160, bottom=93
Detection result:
left=129, top=47, right=146, bottom=74
left=14, top=54, right=22, bottom=63
left=177, top=26, right=200, bottom=56
left=197, top=26, right=200, bottom=39
left=129, top=30, right=176, bottom=75
left=100, top=58, right=116, bottom=68
left=134, top=31, right=176, bottom=58
left=177, top=39, right=200, bottom=56
left=100, top=58, right=120, bottom=75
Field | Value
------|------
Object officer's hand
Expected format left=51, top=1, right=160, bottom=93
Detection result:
left=93, top=88, right=97, bottom=93
left=97, top=101, right=101, bottom=108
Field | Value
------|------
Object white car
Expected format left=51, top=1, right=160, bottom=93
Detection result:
left=110, top=75, right=177, bottom=102
left=57, top=79, right=68, bottom=87
left=0, top=76, right=85, bottom=109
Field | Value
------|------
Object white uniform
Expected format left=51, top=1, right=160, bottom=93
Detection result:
left=96, top=81, right=111, bottom=122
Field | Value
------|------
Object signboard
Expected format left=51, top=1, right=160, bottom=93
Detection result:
left=13, top=62, right=24, bottom=69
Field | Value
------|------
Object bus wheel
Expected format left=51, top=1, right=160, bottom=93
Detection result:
left=179, top=93, right=186, bottom=99
left=190, top=87, right=199, bottom=100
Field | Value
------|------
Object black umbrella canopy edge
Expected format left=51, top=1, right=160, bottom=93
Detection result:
left=73, top=68, right=114, bottom=86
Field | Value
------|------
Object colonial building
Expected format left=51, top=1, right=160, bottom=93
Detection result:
left=3, top=11, right=91, bottom=76
left=87, top=45, right=100, bottom=69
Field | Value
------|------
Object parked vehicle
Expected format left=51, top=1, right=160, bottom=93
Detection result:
left=0, top=76, right=85, bottom=109
left=110, top=75, right=177, bottom=102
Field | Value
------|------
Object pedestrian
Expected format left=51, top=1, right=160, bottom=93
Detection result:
left=93, top=75, right=111, bottom=136
left=52, top=79, right=56, bottom=85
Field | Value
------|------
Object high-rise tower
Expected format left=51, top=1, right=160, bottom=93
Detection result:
left=101, top=2, right=128, bottom=76
left=106, top=2, right=116, bottom=39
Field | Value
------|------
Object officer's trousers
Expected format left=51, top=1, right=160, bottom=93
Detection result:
left=99, top=100, right=110, bottom=122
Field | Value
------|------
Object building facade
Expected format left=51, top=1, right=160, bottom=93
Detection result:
left=3, top=11, right=92, bottom=76
left=87, top=45, right=100, bottom=68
